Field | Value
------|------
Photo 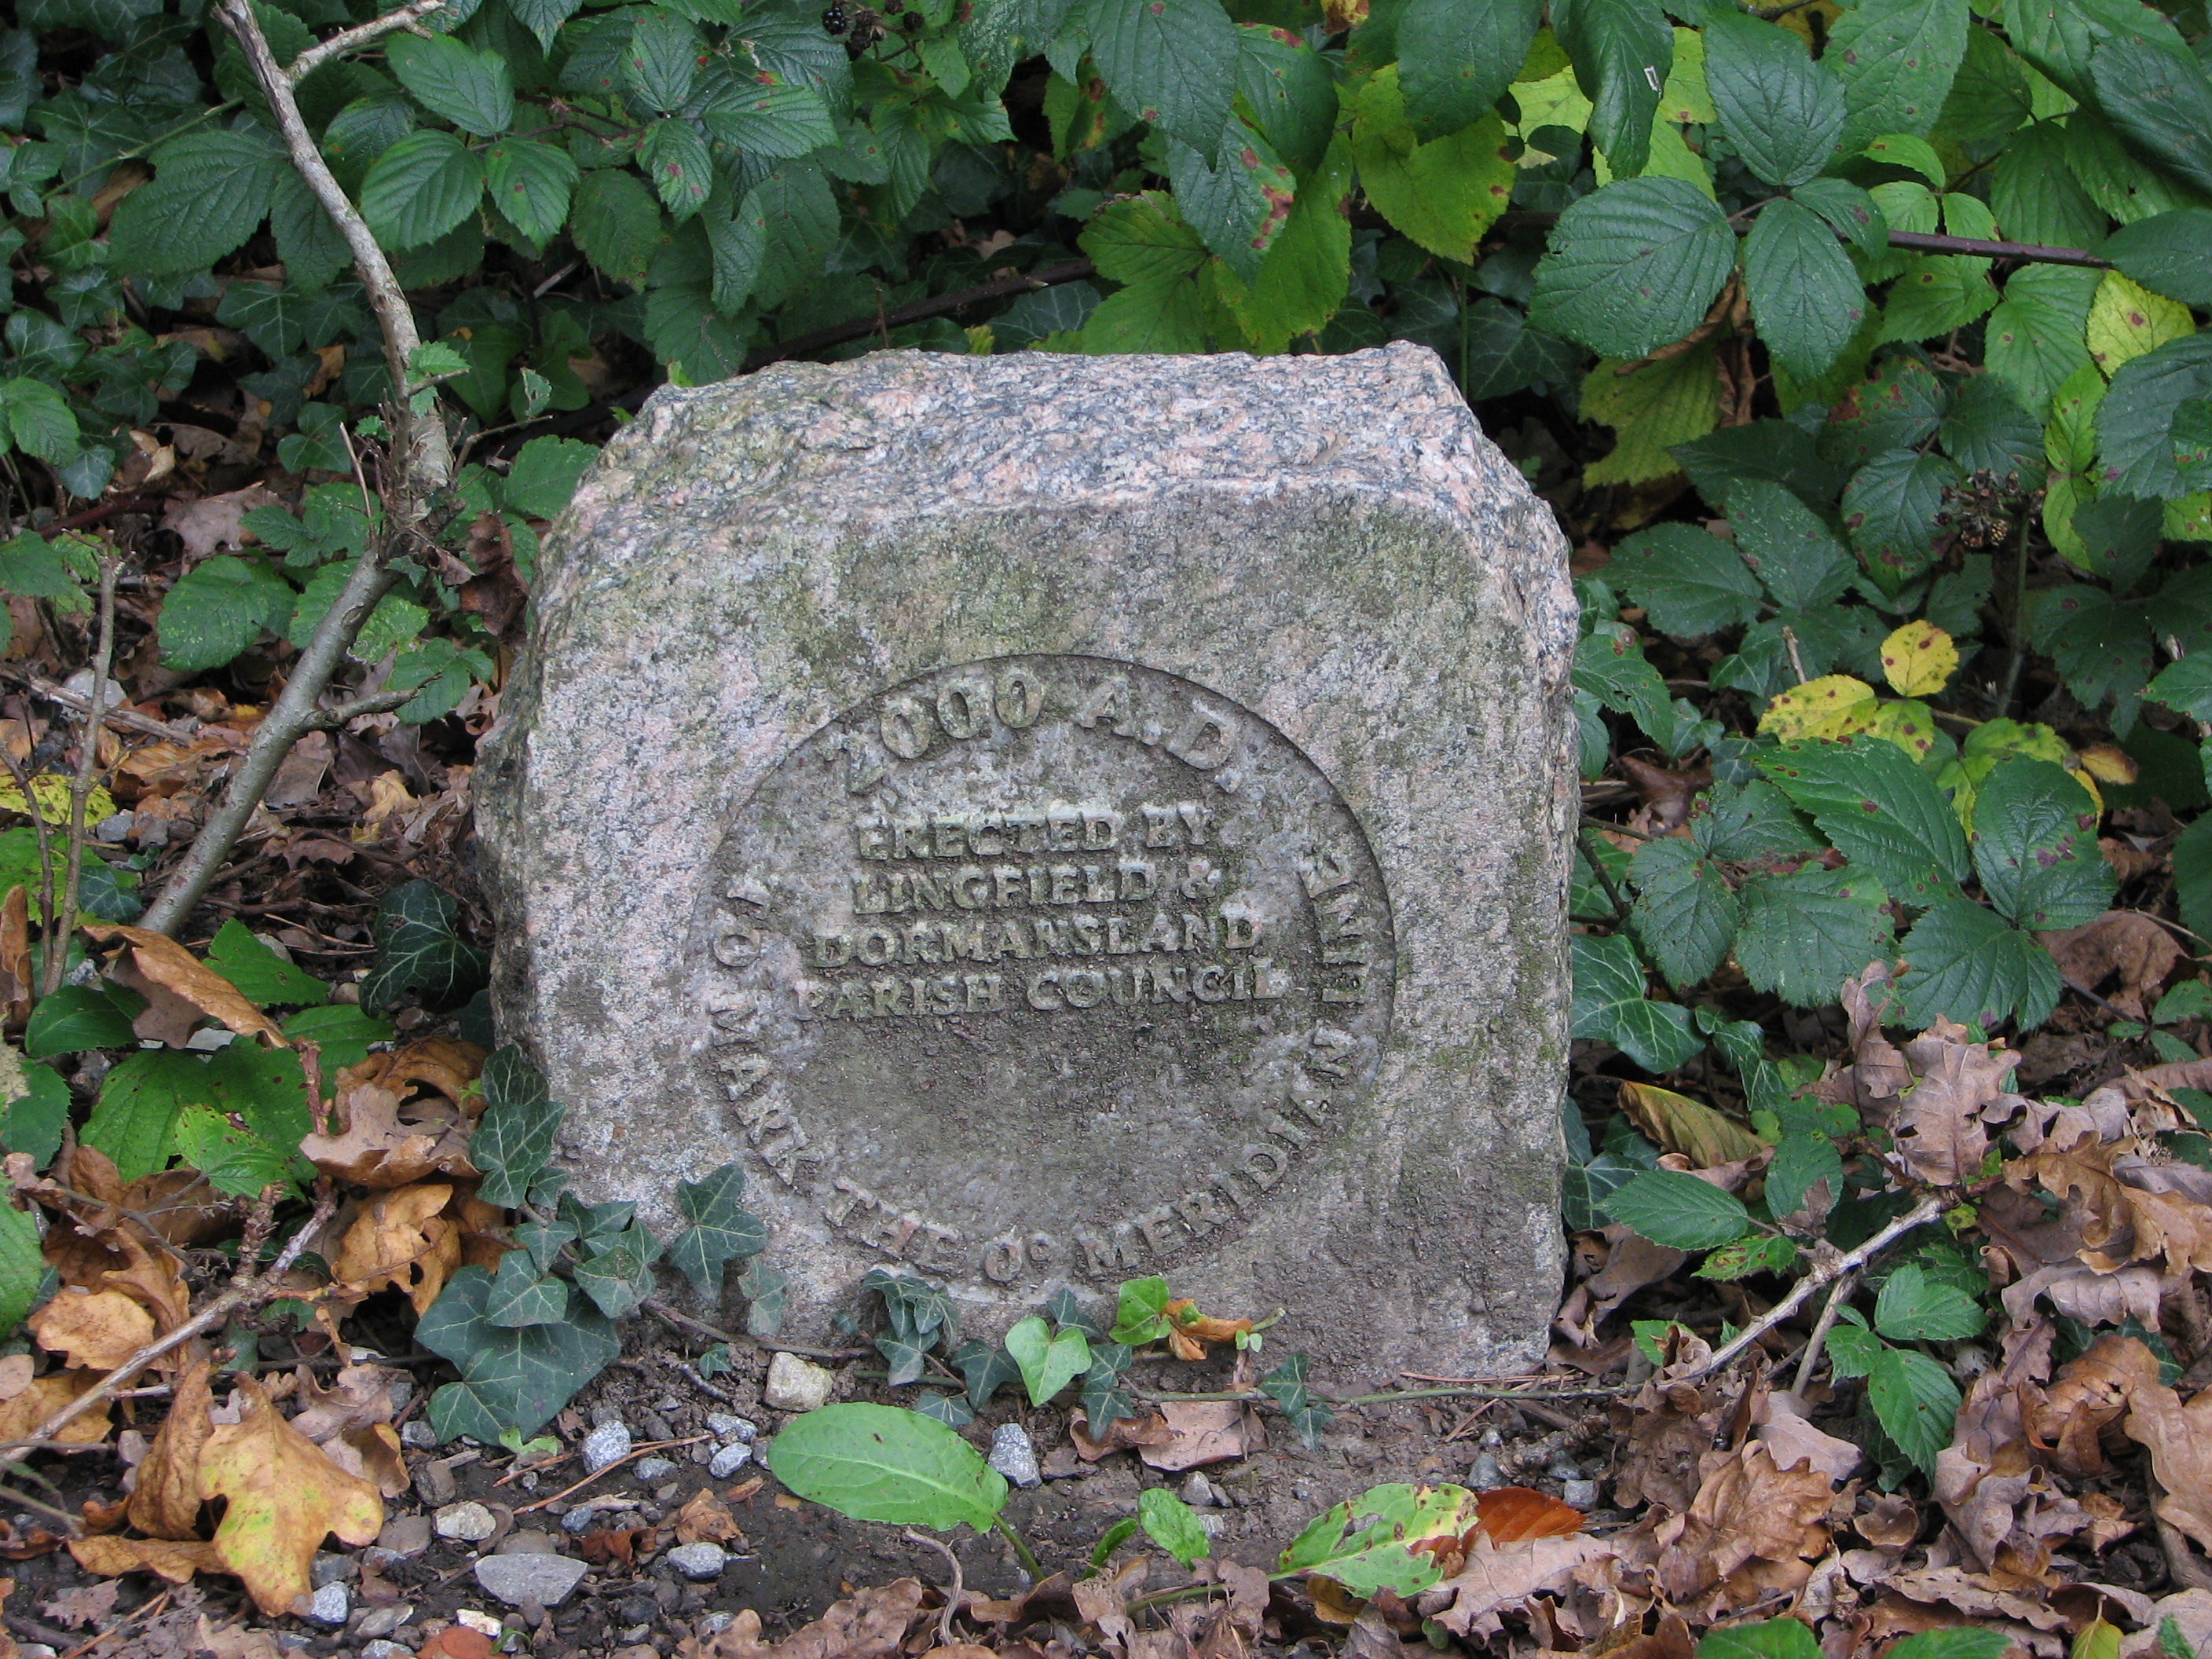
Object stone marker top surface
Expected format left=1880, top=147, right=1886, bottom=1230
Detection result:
left=481, top=343, right=1575, bottom=1380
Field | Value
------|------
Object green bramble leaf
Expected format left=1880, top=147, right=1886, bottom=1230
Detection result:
left=1699, top=1621, right=1823, bottom=1659
left=1758, top=737, right=1969, bottom=906
left=158, top=555, right=295, bottom=673
left=2102, top=210, right=2212, bottom=309
left=1602, top=1168, right=1752, bottom=1250
left=1968, top=758, right=2114, bottom=931
left=204, top=919, right=329, bottom=1009
left=1866, top=1345, right=1961, bottom=1476
left=387, top=33, right=515, bottom=137
left=1627, top=837, right=1740, bottom=991
left=483, top=139, right=578, bottom=245
left=1702, top=5, right=1846, bottom=188
left=1605, top=523, right=1763, bottom=638
left=1550, top=0, right=1671, bottom=178
left=1530, top=178, right=1735, bottom=360
left=1741, top=199, right=1866, bottom=381
left=1695, top=1232, right=1797, bottom=1280
left=1826, top=0, right=1968, bottom=153
left=1085, top=0, right=1238, bottom=153
left=2087, top=35, right=2212, bottom=200
left=361, top=130, right=485, bottom=251
left=1896, top=896, right=2061, bottom=1031
left=1873, top=1263, right=1987, bottom=1341
left=1734, top=865, right=1894, bottom=1009
left=1396, top=0, right=1541, bottom=137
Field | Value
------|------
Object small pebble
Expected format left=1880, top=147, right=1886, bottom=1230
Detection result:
left=475, top=1552, right=590, bottom=1610
left=353, top=1604, right=415, bottom=1640
left=709, top=1442, right=753, bottom=1480
left=562, top=1507, right=599, bottom=1536
left=1479, top=1426, right=1503, bottom=1447
left=310, top=1551, right=357, bottom=1588
left=379, top=1513, right=433, bottom=1558
left=1545, top=1456, right=1582, bottom=1481
left=698, top=1612, right=737, bottom=1637
left=276, top=1638, right=312, bottom=1653
left=654, top=1394, right=685, bottom=1412
left=401, top=1419, right=438, bottom=1448
left=496, top=1530, right=563, bottom=1555
left=362, top=1643, right=413, bottom=1659
left=581, top=1422, right=633, bottom=1473
left=707, top=1414, right=759, bottom=1442
left=988, top=1423, right=1041, bottom=1489
left=1562, top=1478, right=1599, bottom=1509
left=620, top=1625, right=654, bottom=1646
left=640, top=1412, right=676, bottom=1442
left=665, top=1541, right=729, bottom=1581
left=1178, top=1473, right=1219, bottom=1508
left=1466, top=1452, right=1505, bottom=1490
left=305, top=1583, right=350, bottom=1628
left=592, top=1406, right=627, bottom=1430
left=1196, top=1514, right=1230, bottom=1540
left=635, top=1456, right=677, bottom=1482
left=18, top=1646, right=56, bottom=1659
left=434, top=1501, right=499, bottom=1543
left=763, top=1353, right=836, bottom=1412
left=457, top=1610, right=506, bottom=1636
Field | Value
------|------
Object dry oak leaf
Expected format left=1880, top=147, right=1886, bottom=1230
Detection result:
left=1875, top=1566, right=2070, bottom=1631
left=0, top=1356, right=31, bottom=1402
left=2124, top=1380, right=2212, bottom=1554
left=2043, top=912, right=2183, bottom=1024
left=675, top=1488, right=745, bottom=1547
left=39, top=1578, right=119, bottom=1630
left=2032, top=1334, right=2163, bottom=1476
left=2010, top=1135, right=2212, bottom=1275
left=0, top=885, right=30, bottom=1031
left=1890, top=1018, right=2026, bottom=1187
left=129, top=1353, right=216, bottom=1541
left=1139, top=1400, right=1262, bottom=1470
left=0, top=1369, right=111, bottom=1446
left=68, top=1535, right=222, bottom=1584
left=683, top=1578, right=928, bottom=1659
left=82, top=925, right=284, bottom=1047
left=196, top=1376, right=383, bottom=1616
left=1068, top=1408, right=1174, bottom=1462
left=317, top=1422, right=409, bottom=1497
left=298, top=1042, right=484, bottom=1188
left=331, top=1183, right=461, bottom=1315
left=42, top=1218, right=191, bottom=1335
left=1429, top=1535, right=1618, bottom=1640
left=1653, top=1441, right=1837, bottom=1602
left=27, top=1287, right=153, bottom=1372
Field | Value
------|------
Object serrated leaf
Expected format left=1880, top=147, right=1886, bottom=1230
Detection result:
left=1580, top=346, right=1719, bottom=486
left=472, top=1043, right=565, bottom=1207
left=698, top=73, right=839, bottom=157
left=1866, top=1345, right=1961, bottom=1476
left=1986, top=264, right=2099, bottom=416
left=1692, top=779, right=1820, bottom=862
left=25, top=985, right=137, bottom=1057
left=1397, top=0, right=1540, bottom=136
left=1741, top=199, right=1865, bottom=381
left=158, top=555, right=294, bottom=674
left=1234, top=24, right=1334, bottom=170
left=2087, top=271, right=2194, bottom=378
left=1896, top=896, right=2061, bottom=1031
left=2087, top=34, right=2212, bottom=200
left=483, top=138, right=577, bottom=244
left=1551, top=0, right=1670, bottom=177
left=625, top=8, right=701, bottom=113
left=2098, top=335, right=2212, bottom=501
left=1606, top=523, right=1763, bottom=637
left=360, top=129, right=485, bottom=251
left=1166, top=126, right=1295, bottom=280
left=361, top=879, right=488, bottom=1013
left=1570, top=932, right=1702, bottom=1072
left=387, top=33, right=514, bottom=136
left=1139, top=1488, right=1210, bottom=1567
left=1827, top=0, right=1968, bottom=152
left=2103, top=209, right=2212, bottom=309
left=1696, top=1232, right=1797, bottom=1280
left=1759, top=736, right=1969, bottom=905
left=1086, top=0, right=1236, bottom=152
left=108, top=130, right=285, bottom=276
left=1628, top=837, right=1741, bottom=990
left=1574, top=621, right=1675, bottom=747
left=1767, top=1126, right=1843, bottom=1218
left=1704, top=7, right=1845, bottom=187
left=639, top=119, right=713, bottom=221
left=204, top=919, right=328, bottom=1009
left=1735, top=864, right=1895, bottom=1009
left=666, top=1163, right=766, bottom=1296
left=571, top=167, right=664, bottom=287
left=1969, top=757, right=2114, bottom=929
left=1350, top=71, right=1513, bottom=262
left=1842, top=449, right=1961, bottom=594
left=769, top=1402, right=1008, bottom=1532
left=1700, top=1621, right=1823, bottom=1659
left=1530, top=177, right=1734, bottom=360
left=1822, top=355, right=1947, bottom=467
left=1602, top=1169, right=1751, bottom=1250
left=1939, top=374, right=2043, bottom=481
left=1873, top=1263, right=1987, bottom=1341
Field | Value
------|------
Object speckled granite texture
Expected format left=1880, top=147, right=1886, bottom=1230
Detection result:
left=478, top=344, right=1576, bottom=1381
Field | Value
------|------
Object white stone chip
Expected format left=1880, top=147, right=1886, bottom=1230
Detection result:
left=475, top=1552, right=590, bottom=1610
left=665, top=1541, right=729, bottom=1580
left=580, top=1421, right=633, bottom=1472
left=709, top=1442, right=753, bottom=1480
left=706, top=1413, right=759, bottom=1441
left=987, top=1423, right=1041, bottom=1489
left=304, top=1584, right=349, bottom=1627
left=433, top=1500, right=499, bottom=1543
left=763, top=1353, right=836, bottom=1412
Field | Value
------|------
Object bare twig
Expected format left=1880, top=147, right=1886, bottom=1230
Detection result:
left=305, top=688, right=418, bottom=730
left=1789, top=1269, right=1859, bottom=1400
left=903, top=1529, right=965, bottom=1647
left=144, top=0, right=455, bottom=938
left=285, top=0, right=450, bottom=83
left=510, top=1434, right=709, bottom=1514
left=45, top=554, right=119, bottom=998
left=0, top=1188, right=336, bottom=1463
left=1, top=671, right=197, bottom=743
left=641, top=1296, right=870, bottom=1360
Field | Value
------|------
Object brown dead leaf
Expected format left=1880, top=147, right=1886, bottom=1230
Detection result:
left=43, top=1218, right=192, bottom=1335
left=683, top=1577, right=928, bottom=1659
left=2043, top=912, right=2182, bottom=1023
left=1654, top=1441, right=1837, bottom=1602
left=129, top=1353, right=216, bottom=1540
left=1610, top=1374, right=1730, bottom=1514
left=79, top=1496, right=126, bottom=1534
left=1163, top=1300, right=1253, bottom=1361
left=0, top=1356, right=29, bottom=1403
left=1430, top=1536, right=1619, bottom=1641
left=2031, top=1334, right=2162, bottom=1475
left=1754, top=1392, right=1862, bottom=1484
left=1877, top=1565, right=2070, bottom=1631
left=1556, top=1225, right=1688, bottom=1349
left=83, top=925, right=284, bottom=1047
left=123, top=1169, right=236, bottom=1249
left=1139, top=1401, right=1259, bottom=1470
left=40, top=1578, right=119, bottom=1629
left=288, top=1362, right=397, bottom=1442
left=317, top=1422, right=409, bottom=1497
left=163, top=485, right=280, bottom=562
left=1473, top=1488, right=1586, bottom=1541
left=68, top=1536, right=222, bottom=1583
left=1621, top=754, right=1709, bottom=834
left=1816, top=963, right=1914, bottom=1117
left=28, top=1286, right=154, bottom=1371
left=0, top=1370, right=110, bottom=1445
left=1890, top=1018, right=2025, bottom=1187
left=297, top=1041, right=485, bottom=1187
left=0, top=887, right=29, bottom=1030
left=190, top=1614, right=285, bottom=1659
left=2125, top=1380, right=2212, bottom=1554
left=1070, top=1409, right=1174, bottom=1461
left=196, top=1375, right=383, bottom=1616
left=1855, top=1492, right=1921, bottom=1551
left=2011, top=1133, right=2212, bottom=1275
left=675, top=1488, right=745, bottom=1547
left=331, top=1184, right=462, bottom=1313
left=1617, top=1082, right=1766, bottom=1168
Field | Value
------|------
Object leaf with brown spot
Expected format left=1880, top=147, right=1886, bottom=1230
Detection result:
left=331, top=1183, right=461, bottom=1314
left=82, top=925, right=284, bottom=1047
left=1617, top=1082, right=1766, bottom=1168
left=68, top=1536, right=222, bottom=1583
left=28, top=1287, right=154, bottom=1371
left=129, top=1353, right=218, bottom=1540
left=195, top=1377, right=383, bottom=1616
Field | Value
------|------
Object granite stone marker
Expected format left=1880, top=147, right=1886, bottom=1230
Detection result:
left=479, top=343, right=1576, bottom=1379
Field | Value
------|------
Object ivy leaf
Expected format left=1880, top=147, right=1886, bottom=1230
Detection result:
left=1896, top=896, right=2061, bottom=1031
left=483, top=1248, right=567, bottom=1328
left=1970, top=758, right=2114, bottom=930
left=1081, top=1351, right=1137, bottom=1429
left=483, top=138, right=578, bottom=245
left=387, top=33, right=514, bottom=137
left=1602, top=1169, right=1752, bottom=1250
left=1605, top=523, right=1763, bottom=638
left=1570, top=932, right=1702, bottom=1072
left=1759, top=738, right=1969, bottom=906
left=1867, top=1345, right=1962, bottom=1476
left=1084, top=0, right=1238, bottom=154
left=1628, top=837, right=1741, bottom=990
left=1873, top=1263, right=1987, bottom=1341
left=738, top=1255, right=789, bottom=1336
left=1735, top=865, right=1895, bottom=1009
left=1396, top=0, right=1541, bottom=137
left=1741, top=200, right=1864, bottom=382
left=472, top=1044, right=565, bottom=1208
left=204, top=919, right=328, bottom=1009
left=950, top=1338, right=1021, bottom=1410
left=768, top=1403, right=1008, bottom=1533
left=665, top=1163, right=766, bottom=1296
left=1826, top=0, right=1968, bottom=152
left=361, top=879, right=488, bottom=1013
left=421, top=1266, right=620, bottom=1440
left=572, top=1222, right=661, bottom=1320
left=360, top=129, right=485, bottom=251
left=1703, top=6, right=1846, bottom=187
left=1550, top=0, right=1671, bottom=178
left=1529, top=177, right=1735, bottom=360
left=1003, top=1314, right=1090, bottom=1406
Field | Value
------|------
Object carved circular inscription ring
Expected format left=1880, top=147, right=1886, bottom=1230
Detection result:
left=693, top=654, right=1395, bottom=1295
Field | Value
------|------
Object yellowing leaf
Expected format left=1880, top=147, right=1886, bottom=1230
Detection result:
left=130, top=1354, right=217, bottom=1541
left=0, top=1370, right=110, bottom=1446
left=2087, top=271, right=2194, bottom=376
left=1582, top=348, right=1721, bottom=486
left=69, top=1536, right=222, bottom=1584
left=1617, top=1082, right=1767, bottom=1168
left=81, top=925, right=285, bottom=1048
left=197, top=1377, right=383, bottom=1616
left=1880, top=622, right=1958, bottom=696
left=331, top=1182, right=461, bottom=1315
left=1758, top=674, right=1880, bottom=740
left=1866, top=700, right=1943, bottom=765
left=2070, top=767, right=2104, bottom=815
left=28, top=1287, right=154, bottom=1372
left=2077, top=743, right=2138, bottom=784
left=0, top=777, right=115, bottom=827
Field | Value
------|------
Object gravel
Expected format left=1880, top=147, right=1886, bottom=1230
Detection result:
left=665, top=1542, right=730, bottom=1581
left=433, top=1502, right=498, bottom=1543
left=763, top=1353, right=836, bottom=1412
left=706, top=1414, right=758, bottom=1442
left=305, top=1584, right=349, bottom=1628
left=475, top=1552, right=590, bottom=1610
left=709, top=1443, right=753, bottom=1479
left=987, top=1423, right=1041, bottom=1489
left=581, top=1422, right=633, bottom=1473
left=634, top=1456, right=677, bottom=1482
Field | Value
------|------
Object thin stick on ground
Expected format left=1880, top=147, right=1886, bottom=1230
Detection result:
left=1790, top=1269, right=1859, bottom=1400
left=42, top=552, right=119, bottom=998
left=903, top=1529, right=965, bottom=1647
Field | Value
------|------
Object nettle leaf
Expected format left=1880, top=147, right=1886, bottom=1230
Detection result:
left=1602, top=1169, right=1751, bottom=1250
left=2103, top=209, right=2212, bottom=309
left=769, top=1403, right=1008, bottom=1533
left=1703, top=6, right=1845, bottom=188
left=1395, top=0, right=1540, bottom=137
left=1085, top=0, right=1237, bottom=153
left=473, top=1043, right=566, bottom=1207
left=361, top=130, right=486, bottom=251
left=1826, top=0, right=1968, bottom=152
left=1570, top=931, right=1701, bottom=1072
left=1004, top=1313, right=1090, bottom=1406
left=158, top=555, right=295, bottom=673
left=1530, top=177, right=1734, bottom=361
left=421, top=1267, right=620, bottom=1440
left=1896, top=896, right=2060, bottom=1031
left=665, top=1163, right=766, bottom=1295
left=1759, top=738, right=1968, bottom=906
left=388, top=33, right=515, bottom=137
left=1628, top=837, right=1740, bottom=990
left=1867, top=1345, right=1961, bottom=1476
left=1735, top=865, right=1894, bottom=1009
left=1970, top=757, right=2113, bottom=930
left=205, top=919, right=328, bottom=1008
left=1729, top=480, right=1855, bottom=611
left=483, top=139, right=577, bottom=245
left=1550, top=0, right=1671, bottom=178
left=1741, top=200, right=1865, bottom=382
left=1873, top=1263, right=1987, bottom=1341
left=361, top=878, right=489, bottom=1013
left=1606, top=523, right=1763, bottom=638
